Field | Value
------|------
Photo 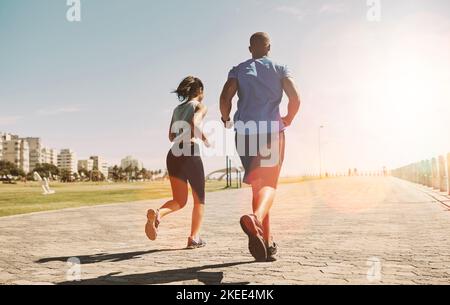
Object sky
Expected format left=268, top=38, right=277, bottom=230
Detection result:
left=1, top=0, right=449, bottom=176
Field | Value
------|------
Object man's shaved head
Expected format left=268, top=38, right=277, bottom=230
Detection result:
left=250, top=32, right=271, bottom=47
left=249, top=32, right=271, bottom=59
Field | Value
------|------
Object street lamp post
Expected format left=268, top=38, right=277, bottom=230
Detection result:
left=319, top=125, right=324, bottom=178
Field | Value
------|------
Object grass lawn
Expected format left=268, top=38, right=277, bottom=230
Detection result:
left=0, top=176, right=315, bottom=217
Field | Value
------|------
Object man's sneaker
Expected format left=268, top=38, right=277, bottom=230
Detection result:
left=145, top=209, right=160, bottom=241
left=240, top=214, right=267, bottom=262
left=187, top=237, right=206, bottom=249
left=266, top=241, right=278, bottom=262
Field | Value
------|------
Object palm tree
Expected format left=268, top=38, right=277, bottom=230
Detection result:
left=111, top=165, right=120, bottom=182
left=124, top=165, right=133, bottom=181
left=91, top=170, right=104, bottom=182
left=60, top=169, right=72, bottom=182
left=78, top=168, right=89, bottom=181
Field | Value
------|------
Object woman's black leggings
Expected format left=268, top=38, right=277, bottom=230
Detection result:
left=166, top=148, right=205, bottom=204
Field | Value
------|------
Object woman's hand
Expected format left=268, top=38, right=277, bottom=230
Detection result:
left=203, top=137, right=212, bottom=148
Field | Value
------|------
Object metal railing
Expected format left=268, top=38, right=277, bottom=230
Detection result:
left=225, top=156, right=242, bottom=189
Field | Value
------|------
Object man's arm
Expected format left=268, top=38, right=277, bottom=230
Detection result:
left=281, top=77, right=301, bottom=127
left=220, top=78, right=238, bottom=125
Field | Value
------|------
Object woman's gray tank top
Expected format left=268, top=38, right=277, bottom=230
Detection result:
left=170, top=99, right=200, bottom=141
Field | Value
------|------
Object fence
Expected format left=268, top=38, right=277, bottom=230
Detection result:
left=391, top=153, right=450, bottom=195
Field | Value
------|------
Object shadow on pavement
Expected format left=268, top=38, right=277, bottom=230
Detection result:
left=36, top=248, right=187, bottom=265
left=57, top=261, right=254, bottom=285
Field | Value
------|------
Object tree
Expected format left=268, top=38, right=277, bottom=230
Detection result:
left=0, top=160, right=25, bottom=178
left=33, top=163, right=59, bottom=178
left=90, top=170, right=104, bottom=182
left=140, top=168, right=150, bottom=180
left=118, top=167, right=125, bottom=181
left=60, top=169, right=72, bottom=182
left=78, top=168, right=89, bottom=180
left=133, top=166, right=139, bottom=180
left=111, top=165, right=120, bottom=182
left=124, top=165, right=133, bottom=181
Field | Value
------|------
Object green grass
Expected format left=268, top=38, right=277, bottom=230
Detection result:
left=0, top=176, right=320, bottom=217
left=0, top=180, right=227, bottom=217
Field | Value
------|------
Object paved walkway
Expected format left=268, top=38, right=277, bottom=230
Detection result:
left=1, top=177, right=450, bottom=285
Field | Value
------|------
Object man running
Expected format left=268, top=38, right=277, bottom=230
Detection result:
left=220, top=32, right=301, bottom=262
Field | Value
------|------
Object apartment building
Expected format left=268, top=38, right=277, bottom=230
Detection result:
left=41, top=147, right=58, bottom=165
left=78, top=159, right=94, bottom=172
left=22, top=138, right=58, bottom=171
left=121, top=156, right=143, bottom=171
left=90, top=156, right=109, bottom=178
left=1, top=132, right=110, bottom=179
left=0, top=132, right=8, bottom=160
left=2, top=137, right=30, bottom=174
left=57, top=149, right=77, bottom=174
left=24, top=137, right=41, bottom=171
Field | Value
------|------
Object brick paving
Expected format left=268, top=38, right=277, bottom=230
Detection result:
left=1, top=177, right=449, bottom=285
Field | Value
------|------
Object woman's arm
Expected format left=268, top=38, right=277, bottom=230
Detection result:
left=192, top=103, right=209, bottom=145
left=168, top=116, right=176, bottom=142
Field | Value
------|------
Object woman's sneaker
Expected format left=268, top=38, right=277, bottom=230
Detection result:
left=240, top=214, right=267, bottom=262
left=187, top=237, right=206, bottom=249
left=145, top=209, right=160, bottom=241
left=266, top=241, right=278, bottom=262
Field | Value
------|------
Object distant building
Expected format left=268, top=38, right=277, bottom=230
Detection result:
left=41, top=147, right=58, bottom=166
left=90, top=156, right=109, bottom=178
left=0, top=133, right=4, bottom=160
left=24, top=137, right=41, bottom=171
left=1, top=133, right=57, bottom=174
left=2, top=136, right=30, bottom=174
left=57, top=149, right=77, bottom=174
left=0, top=132, right=10, bottom=160
left=16, top=137, right=58, bottom=171
left=0, top=132, right=15, bottom=148
left=78, top=159, right=94, bottom=172
left=121, top=156, right=143, bottom=171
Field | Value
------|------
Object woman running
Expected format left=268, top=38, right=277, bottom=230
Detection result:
left=145, top=76, right=209, bottom=249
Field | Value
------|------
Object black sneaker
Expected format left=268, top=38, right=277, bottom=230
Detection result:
left=240, top=214, right=267, bottom=262
left=266, top=241, right=278, bottom=262
left=187, top=237, right=206, bottom=249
